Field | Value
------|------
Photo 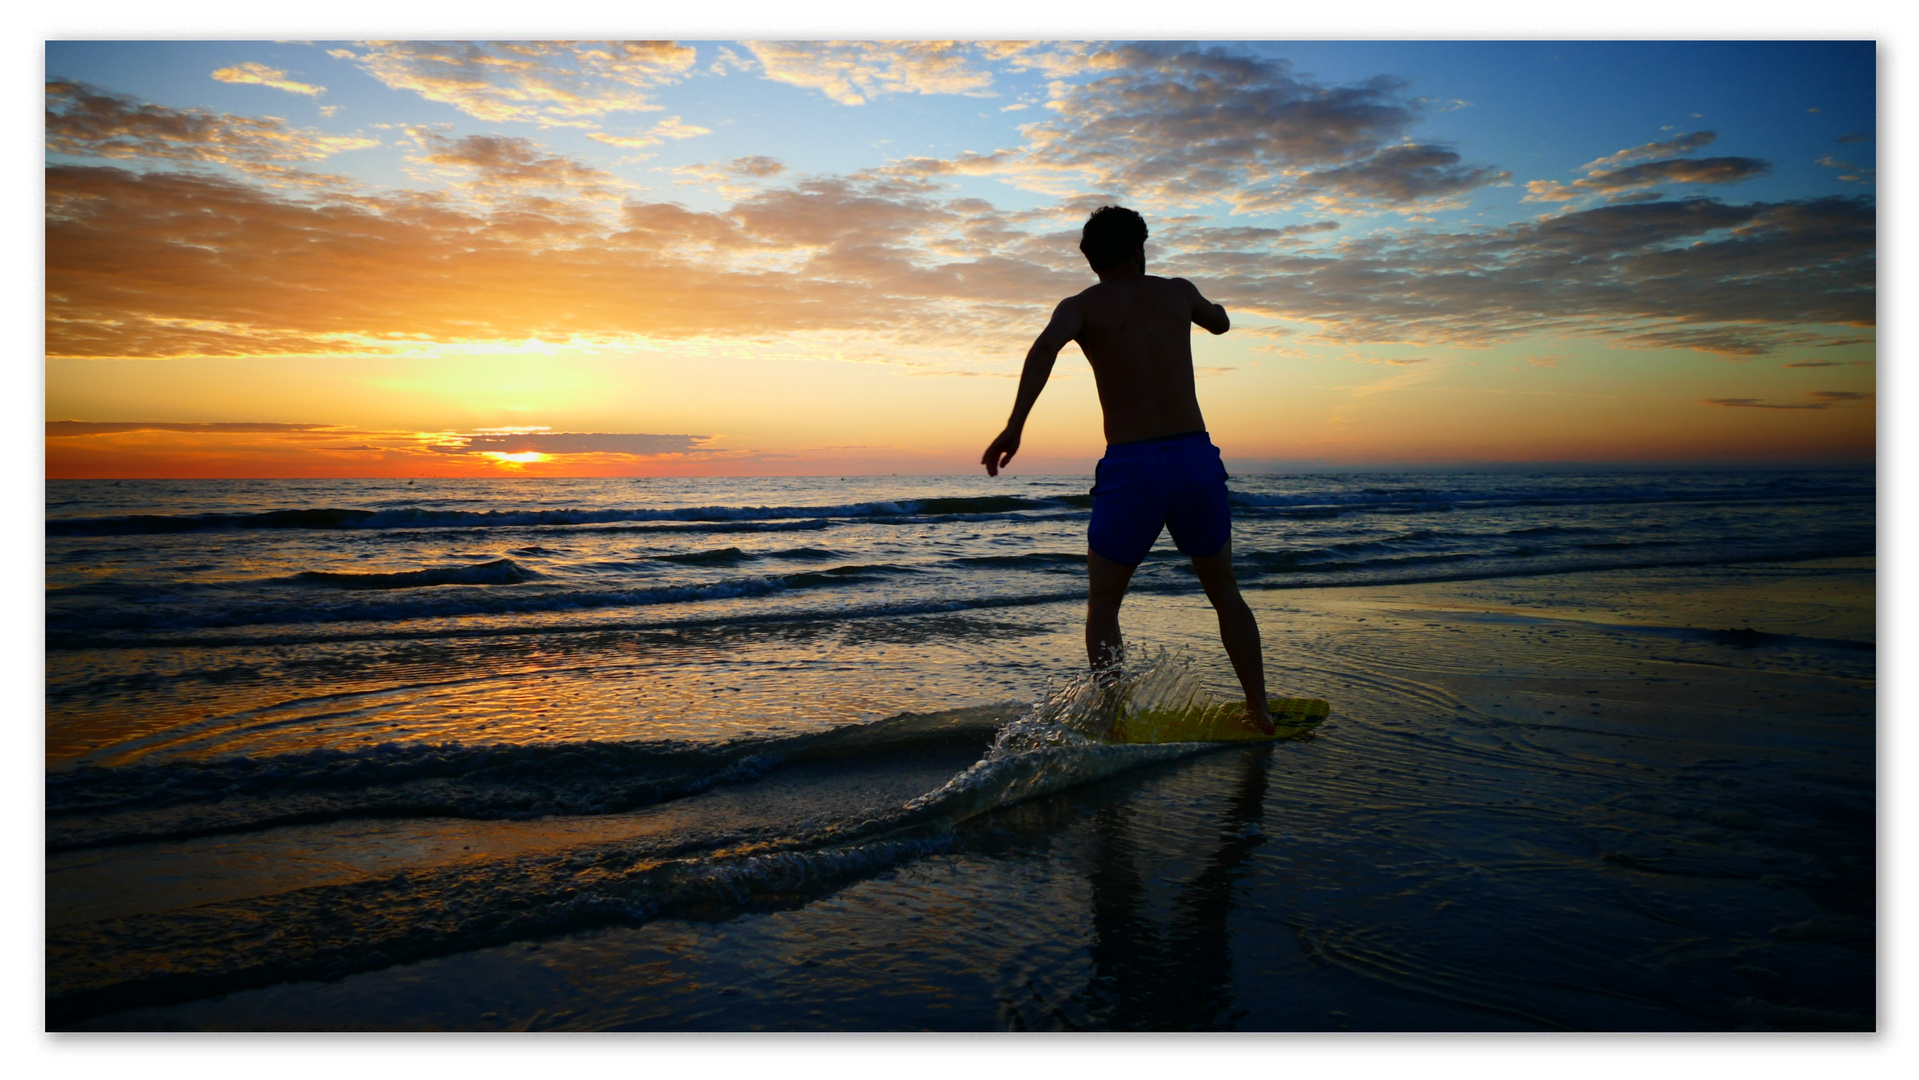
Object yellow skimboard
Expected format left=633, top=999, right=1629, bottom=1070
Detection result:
left=1104, top=696, right=1330, bottom=744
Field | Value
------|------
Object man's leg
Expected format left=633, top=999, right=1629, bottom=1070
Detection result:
left=1086, top=547, right=1136, bottom=675
left=1189, top=540, right=1273, bottom=733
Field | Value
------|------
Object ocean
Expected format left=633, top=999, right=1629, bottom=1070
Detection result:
left=44, top=469, right=1877, bottom=1029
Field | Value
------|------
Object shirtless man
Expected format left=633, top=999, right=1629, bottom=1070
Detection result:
left=981, top=205, right=1273, bottom=733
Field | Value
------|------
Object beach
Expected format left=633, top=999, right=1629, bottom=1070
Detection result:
left=45, top=473, right=1874, bottom=1030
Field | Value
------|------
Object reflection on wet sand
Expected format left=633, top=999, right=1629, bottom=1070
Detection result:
left=1077, top=744, right=1270, bottom=1030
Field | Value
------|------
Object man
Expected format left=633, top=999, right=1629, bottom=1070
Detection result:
left=981, top=206, right=1273, bottom=733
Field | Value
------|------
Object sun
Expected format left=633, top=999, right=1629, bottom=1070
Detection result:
left=482, top=451, right=550, bottom=466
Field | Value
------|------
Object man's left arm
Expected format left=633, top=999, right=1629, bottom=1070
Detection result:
left=1176, top=278, right=1230, bottom=335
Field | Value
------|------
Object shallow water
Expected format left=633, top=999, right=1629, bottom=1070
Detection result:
left=44, top=472, right=1875, bottom=1030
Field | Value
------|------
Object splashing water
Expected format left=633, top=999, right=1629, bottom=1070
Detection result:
left=1001, top=646, right=1220, bottom=744
left=896, top=650, right=1224, bottom=826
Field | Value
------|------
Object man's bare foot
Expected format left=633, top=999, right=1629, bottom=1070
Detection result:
left=1243, top=699, right=1275, bottom=735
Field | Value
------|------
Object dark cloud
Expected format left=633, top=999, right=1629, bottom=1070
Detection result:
left=45, top=80, right=376, bottom=182
left=1193, top=195, right=1874, bottom=356
left=1616, top=327, right=1791, bottom=357
left=1702, top=390, right=1871, bottom=410
left=1581, top=156, right=1771, bottom=191
left=895, top=44, right=1507, bottom=214
left=1527, top=136, right=1768, bottom=204
left=432, top=433, right=711, bottom=455
left=46, top=421, right=334, bottom=437
left=1284, top=144, right=1509, bottom=209
left=1579, top=131, right=1716, bottom=172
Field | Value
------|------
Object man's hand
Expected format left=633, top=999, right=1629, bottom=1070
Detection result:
left=982, top=426, right=1021, bottom=476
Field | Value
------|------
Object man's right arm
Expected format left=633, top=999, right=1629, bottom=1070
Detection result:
left=983, top=297, right=1084, bottom=476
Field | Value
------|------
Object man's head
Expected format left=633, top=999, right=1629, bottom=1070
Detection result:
left=1079, top=205, right=1147, bottom=272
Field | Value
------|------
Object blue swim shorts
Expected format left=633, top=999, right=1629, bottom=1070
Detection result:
left=1088, top=431, right=1232, bottom=567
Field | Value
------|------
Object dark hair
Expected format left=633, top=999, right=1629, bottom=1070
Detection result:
left=1079, top=205, right=1147, bottom=270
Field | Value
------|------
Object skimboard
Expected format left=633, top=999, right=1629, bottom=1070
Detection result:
left=1104, top=696, right=1329, bottom=744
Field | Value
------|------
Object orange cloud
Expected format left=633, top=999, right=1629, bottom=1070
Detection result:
left=344, top=41, right=696, bottom=127
left=44, top=424, right=724, bottom=479
left=45, top=157, right=1876, bottom=365
left=405, top=129, right=620, bottom=198
left=587, top=115, right=712, bottom=150
left=211, top=62, right=325, bottom=97
left=745, top=41, right=998, bottom=105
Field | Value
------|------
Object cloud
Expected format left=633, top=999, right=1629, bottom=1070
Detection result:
left=587, top=115, right=712, bottom=150
left=745, top=41, right=998, bottom=105
left=43, top=129, right=1874, bottom=368
left=1817, top=154, right=1875, bottom=184
left=46, top=421, right=335, bottom=436
left=1526, top=155, right=1770, bottom=202
left=1523, top=354, right=1568, bottom=367
left=42, top=423, right=728, bottom=478
left=1337, top=354, right=1428, bottom=365
left=1615, top=324, right=1876, bottom=359
left=586, top=133, right=659, bottom=150
left=723, top=155, right=785, bottom=178
left=429, top=432, right=712, bottom=455
left=1582, top=157, right=1770, bottom=191
left=1344, top=362, right=1444, bottom=397
left=212, top=62, right=325, bottom=96
left=1836, top=132, right=1870, bottom=144
left=709, top=46, right=755, bottom=76
left=347, top=41, right=697, bottom=127
left=1782, top=360, right=1843, bottom=368
left=1701, top=390, right=1872, bottom=410
left=672, top=155, right=789, bottom=196
left=1201, top=195, right=1875, bottom=356
left=883, top=44, right=1506, bottom=215
left=44, top=163, right=1084, bottom=359
left=1578, top=131, right=1716, bottom=172
left=1280, top=143, right=1509, bottom=211
left=45, top=80, right=376, bottom=182
left=407, top=129, right=618, bottom=195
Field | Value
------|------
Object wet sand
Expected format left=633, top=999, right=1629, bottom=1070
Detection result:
left=61, top=557, right=1874, bottom=1030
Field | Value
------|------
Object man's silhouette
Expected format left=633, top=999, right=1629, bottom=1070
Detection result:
left=982, top=206, right=1272, bottom=733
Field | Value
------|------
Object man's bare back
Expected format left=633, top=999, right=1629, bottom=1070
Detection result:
left=980, top=205, right=1271, bottom=733
left=981, top=263, right=1228, bottom=470
left=1067, top=273, right=1230, bottom=445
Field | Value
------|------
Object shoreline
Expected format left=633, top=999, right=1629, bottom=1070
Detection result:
left=53, top=555, right=1875, bottom=1030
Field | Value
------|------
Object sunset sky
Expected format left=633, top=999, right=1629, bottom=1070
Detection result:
left=43, top=38, right=1876, bottom=477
